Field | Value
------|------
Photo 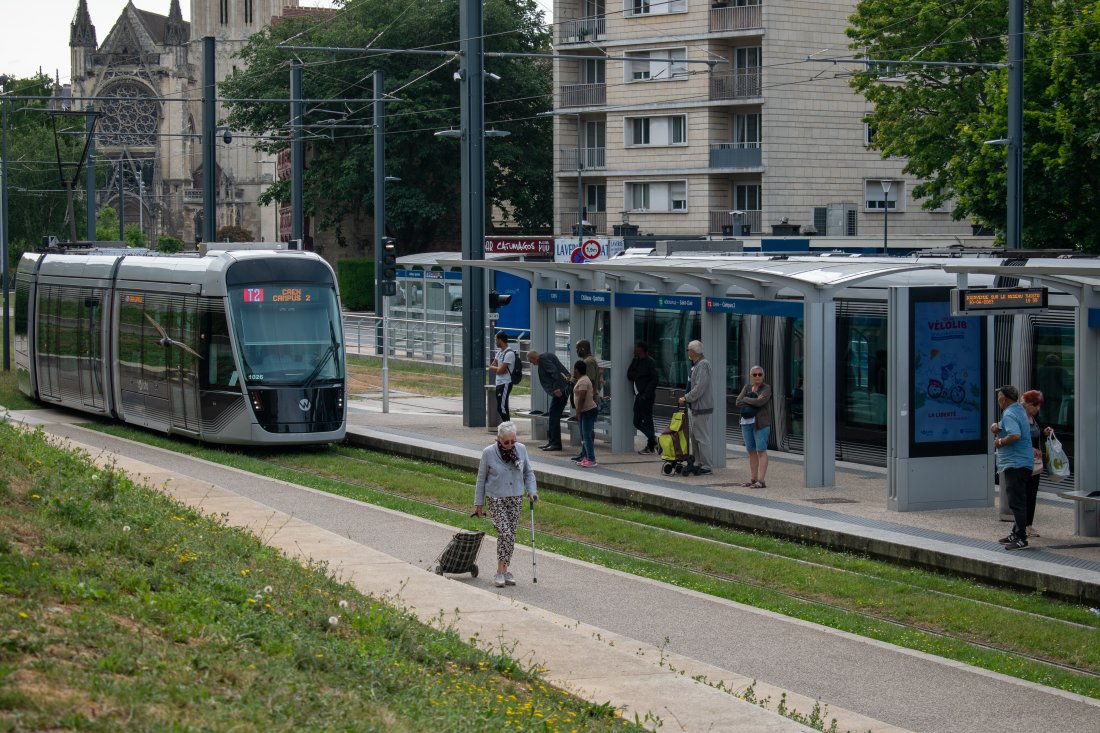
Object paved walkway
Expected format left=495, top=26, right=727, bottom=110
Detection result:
left=6, top=402, right=1100, bottom=732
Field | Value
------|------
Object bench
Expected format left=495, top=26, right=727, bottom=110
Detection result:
left=1057, top=490, right=1100, bottom=537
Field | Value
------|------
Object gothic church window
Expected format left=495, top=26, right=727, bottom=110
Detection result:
left=99, top=81, right=160, bottom=148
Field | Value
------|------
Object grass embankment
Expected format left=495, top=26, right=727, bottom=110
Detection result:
left=346, top=355, right=531, bottom=398
left=76, top=428, right=1100, bottom=701
left=0, top=421, right=643, bottom=732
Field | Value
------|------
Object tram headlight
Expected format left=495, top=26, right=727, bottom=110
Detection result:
left=249, top=391, right=264, bottom=412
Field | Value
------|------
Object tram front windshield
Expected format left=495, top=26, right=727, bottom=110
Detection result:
left=228, top=285, right=344, bottom=386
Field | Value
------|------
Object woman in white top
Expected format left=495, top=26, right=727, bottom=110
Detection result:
left=475, top=421, right=538, bottom=587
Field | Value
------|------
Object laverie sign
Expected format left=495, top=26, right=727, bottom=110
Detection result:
left=554, top=237, right=625, bottom=263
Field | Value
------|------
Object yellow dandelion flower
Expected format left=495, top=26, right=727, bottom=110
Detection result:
left=18, top=612, right=29, bottom=619
left=240, top=569, right=250, bottom=576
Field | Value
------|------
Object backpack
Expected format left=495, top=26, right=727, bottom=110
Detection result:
left=507, top=349, right=523, bottom=385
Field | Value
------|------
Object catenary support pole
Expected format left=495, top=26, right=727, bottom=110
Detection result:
left=202, top=36, right=216, bottom=244
left=118, top=162, right=125, bottom=239
left=1, top=92, right=9, bottom=371
left=374, top=69, right=385, bottom=318
left=290, top=58, right=304, bottom=244
left=459, top=0, right=487, bottom=427
left=1006, top=0, right=1023, bottom=249
left=85, top=106, right=95, bottom=240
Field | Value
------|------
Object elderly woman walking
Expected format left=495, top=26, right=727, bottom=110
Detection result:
left=475, top=421, right=539, bottom=587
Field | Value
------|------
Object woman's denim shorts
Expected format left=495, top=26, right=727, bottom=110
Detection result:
left=741, top=424, right=771, bottom=453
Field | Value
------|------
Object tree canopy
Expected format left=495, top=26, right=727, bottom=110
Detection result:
left=221, top=0, right=554, bottom=252
left=848, top=0, right=1100, bottom=251
left=2, top=74, right=93, bottom=250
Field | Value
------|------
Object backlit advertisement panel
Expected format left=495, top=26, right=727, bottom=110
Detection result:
left=908, top=288, right=987, bottom=457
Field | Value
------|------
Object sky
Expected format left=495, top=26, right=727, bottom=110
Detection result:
left=1, top=0, right=555, bottom=86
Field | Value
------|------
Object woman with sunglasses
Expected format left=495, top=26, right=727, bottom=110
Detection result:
left=475, top=421, right=539, bottom=587
left=735, top=366, right=773, bottom=488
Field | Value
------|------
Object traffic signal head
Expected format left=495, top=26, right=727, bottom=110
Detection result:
left=488, top=291, right=513, bottom=310
left=381, top=237, right=397, bottom=282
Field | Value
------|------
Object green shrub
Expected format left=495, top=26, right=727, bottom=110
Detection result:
left=156, top=235, right=184, bottom=253
left=337, top=258, right=374, bottom=312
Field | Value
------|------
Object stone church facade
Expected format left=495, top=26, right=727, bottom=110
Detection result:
left=69, top=0, right=298, bottom=245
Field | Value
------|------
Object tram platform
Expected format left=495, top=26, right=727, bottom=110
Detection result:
left=344, top=391, right=1100, bottom=605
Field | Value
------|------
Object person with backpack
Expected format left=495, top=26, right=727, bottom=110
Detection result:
left=490, top=331, right=519, bottom=422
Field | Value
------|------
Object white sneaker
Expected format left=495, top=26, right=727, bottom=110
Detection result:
left=504, top=572, right=516, bottom=586
left=494, top=573, right=506, bottom=588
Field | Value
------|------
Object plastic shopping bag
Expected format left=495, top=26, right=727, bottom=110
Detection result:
left=1045, top=431, right=1071, bottom=482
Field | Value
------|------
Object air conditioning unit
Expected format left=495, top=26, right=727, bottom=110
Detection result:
left=814, top=203, right=858, bottom=236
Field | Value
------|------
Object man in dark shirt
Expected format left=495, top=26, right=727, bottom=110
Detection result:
left=627, top=341, right=659, bottom=454
left=528, top=350, right=571, bottom=451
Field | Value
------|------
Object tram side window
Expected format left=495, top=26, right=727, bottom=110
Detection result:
left=726, top=314, right=743, bottom=394
left=840, top=314, right=888, bottom=427
left=635, top=309, right=699, bottom=389
left=787, top=317, right=804, bottom=437
left=117, top=296, right=145, bottom=373
left=1033, top=324, right=1073, bottom=428
left=203, top=307, right=238, bottom=390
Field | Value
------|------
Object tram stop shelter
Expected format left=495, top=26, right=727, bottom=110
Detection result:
left=942, top=261, right=1100, bottom=535
left=445, top=255, right=947, bottom=489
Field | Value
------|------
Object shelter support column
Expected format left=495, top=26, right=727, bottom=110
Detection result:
left=530, top=274, right=555, bottom=416
left=1074, top=289, right=1099, bottom=494
left=701, top=297, right=727, bottom=470
left=609, top=298, right=634, bottom=453
left=803, top=296, right=836, bottom=487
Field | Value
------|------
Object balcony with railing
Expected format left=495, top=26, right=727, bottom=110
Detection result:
left=709, top=142, right=761, bottom=168
left=709, top=209, right=762, bottom=234
left=182, top=188, right=202, bottom=203
left=558, top=16, right=606, bottom=43
left=559, top=210, right=607, bottom=235
left=709, top=70, right=761, bottom=100
left=560, top=146, right=607, bottom=171
left=560, top=83, right=607, bottom=108
left=708, top=2, right=763, bottom=32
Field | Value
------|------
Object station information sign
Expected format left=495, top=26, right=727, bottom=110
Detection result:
left=951, top=287, right=1048, bottom=316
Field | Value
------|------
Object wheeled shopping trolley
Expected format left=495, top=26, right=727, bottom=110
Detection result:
left=659, top=409, right=702, bottom=476
left=429, top=530, right=485, bottom=577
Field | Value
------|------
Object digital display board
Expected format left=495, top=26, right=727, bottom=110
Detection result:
left=238, top=286, right=323, bottom=305
left=909, top=288, right=988, bottom=458
left=952, top=287, right=1048, bottom=316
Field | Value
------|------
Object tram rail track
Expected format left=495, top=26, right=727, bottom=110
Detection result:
left=257, top=449, right=1100, bottom=686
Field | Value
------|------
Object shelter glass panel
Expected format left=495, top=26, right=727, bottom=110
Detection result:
left=786, top=317, right=804, bottom=438
left=1032, top=324, right=1073, bottom=430
left=839, top=313, right=888, bottom=429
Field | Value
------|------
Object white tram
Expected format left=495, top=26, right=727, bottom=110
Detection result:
left=14, top=247, right=346, bottom=445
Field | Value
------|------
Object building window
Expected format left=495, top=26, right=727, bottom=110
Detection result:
left=733, top=113, right=760, bottom=146
left=735, top=184, right=761, bottom=211
left=245, top=0, right=253, bottom=23
left=220, top=0, right=228, bottom=25
left=586, top=184, right=607, bottom=213
left=865, top=179, right=902, bottom=211
left=625, top=49, right=688, bottom=82
left=625, top=114, right=688, bottom=147
left=626, top=0, right=685, bottom=16
left=625, top=181, right=688, bottom=213
left=584, top=59, right=606, bottom=84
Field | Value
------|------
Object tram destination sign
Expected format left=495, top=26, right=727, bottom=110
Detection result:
left=951, top=287, right=1048, bottom=316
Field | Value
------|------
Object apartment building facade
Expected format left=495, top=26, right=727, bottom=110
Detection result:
left=550, top=0, right=974, bottom=240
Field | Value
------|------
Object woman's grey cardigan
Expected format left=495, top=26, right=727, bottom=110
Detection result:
left=475, top=443, right=538, bottom=506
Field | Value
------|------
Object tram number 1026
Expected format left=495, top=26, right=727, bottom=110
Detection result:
left=241, top=287, right=313, bottom=304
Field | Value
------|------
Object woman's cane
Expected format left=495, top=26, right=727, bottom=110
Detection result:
left=529, top=495, right=538, bottom=584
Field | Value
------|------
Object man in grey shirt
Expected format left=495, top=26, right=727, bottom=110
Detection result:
left=678, top=340, right=713, bottom=474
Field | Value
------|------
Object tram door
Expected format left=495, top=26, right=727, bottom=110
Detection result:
left=165, top=296, right=201, bottom=434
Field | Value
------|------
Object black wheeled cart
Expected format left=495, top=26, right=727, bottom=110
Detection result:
left=429, top=530, right=485, bottom=577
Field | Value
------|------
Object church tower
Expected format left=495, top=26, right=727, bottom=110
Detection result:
left=190, top=0, right=299, bottom=43
left=69, top=0, right=97, bottom=83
